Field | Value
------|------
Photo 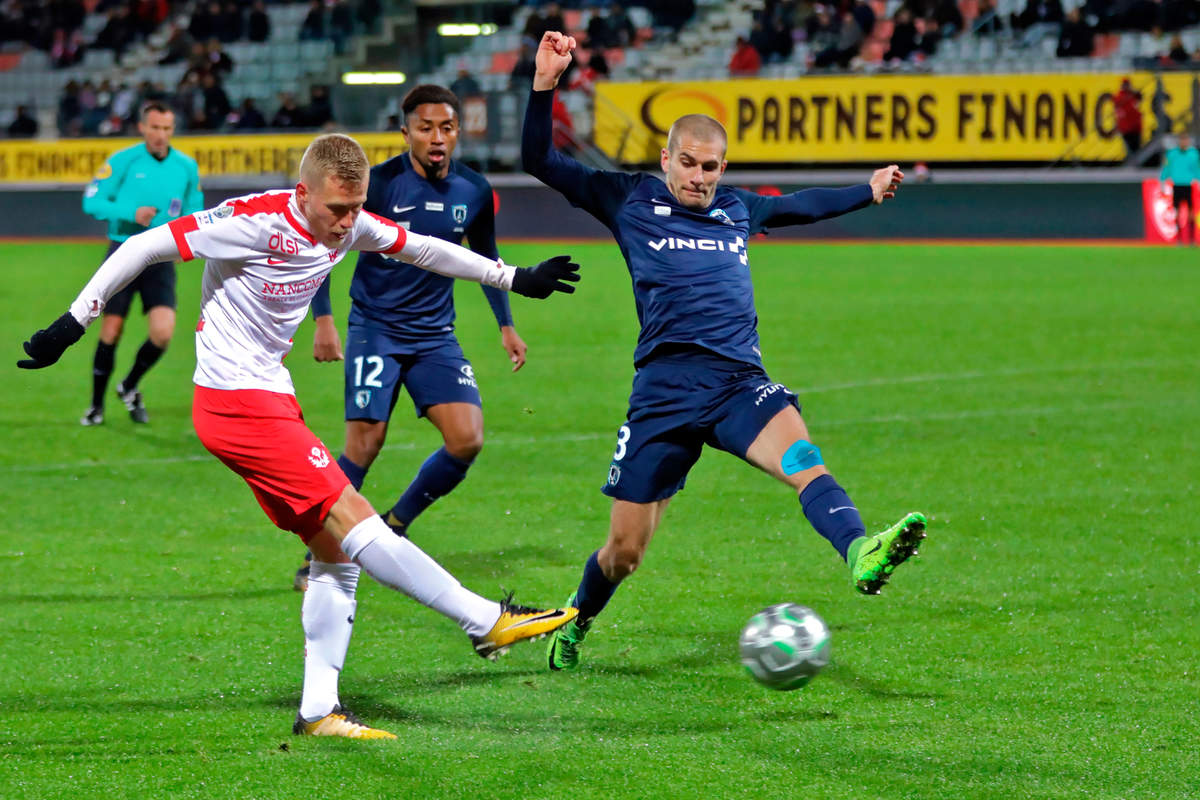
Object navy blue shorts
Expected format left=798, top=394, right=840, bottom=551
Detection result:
left=343, top=326, right=481, bottom=422
left=602, top=348, right=800, bottom=504
left=101, top=241, right=176, bottom=317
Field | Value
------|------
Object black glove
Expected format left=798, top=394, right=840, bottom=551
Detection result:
left=510, top=255, right=581, bottom=299
left=18, top=312, right=86, bottom=369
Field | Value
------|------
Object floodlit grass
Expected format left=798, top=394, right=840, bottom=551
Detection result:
left=1, top=240, right=1196, bottom=799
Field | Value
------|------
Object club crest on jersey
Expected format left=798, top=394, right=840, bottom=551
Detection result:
left=213, top=205, right=233, bottom=218
left=607, top=465, right=621, bottom=486
left=709, top=208, right=733, bottom=225
left=308, top=446, right=330, bottom=469
left=451, top=204, right=468, bottom=224
left=354, top=390, right=371, bottom=409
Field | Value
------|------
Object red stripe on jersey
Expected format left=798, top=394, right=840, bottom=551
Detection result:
left=366, top=211, right=407, bottom=254
left=229, top=191, right=317, bottom=245
left=168, top=215, right=199, bottom=261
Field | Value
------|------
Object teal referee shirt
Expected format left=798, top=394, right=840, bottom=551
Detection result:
left=83, top=143, right=204, bottom=243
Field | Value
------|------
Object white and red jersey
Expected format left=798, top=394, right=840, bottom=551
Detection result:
left=167, top=191, right=404, bottom=393
left=69, top=188, right=516, bottom=396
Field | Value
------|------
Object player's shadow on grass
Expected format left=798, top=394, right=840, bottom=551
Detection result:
left=2, top=587, right=282, bottom=605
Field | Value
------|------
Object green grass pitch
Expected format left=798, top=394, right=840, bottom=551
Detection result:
left=1, top=239, right=1196, bottom=799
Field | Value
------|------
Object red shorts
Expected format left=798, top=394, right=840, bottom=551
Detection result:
left=192, top=385, right=349, bottom=542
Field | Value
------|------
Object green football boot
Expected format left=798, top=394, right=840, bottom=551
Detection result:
left=850, top=511, right=928, bottom=595
left=547, top=593, right=591, bottom=671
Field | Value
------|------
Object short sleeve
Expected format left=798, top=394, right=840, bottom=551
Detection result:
left=166, top=202, right=254, bottom=261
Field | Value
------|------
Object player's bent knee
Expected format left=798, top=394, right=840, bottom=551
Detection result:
left=445, top=432, right=483, bottom=462
left=781, top=439, right=823, bottom=475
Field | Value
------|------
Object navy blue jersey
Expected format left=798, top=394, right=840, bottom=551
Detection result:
left=312, top=152, right=512, bottom=338
left=521, top=89, right=874, bottom=367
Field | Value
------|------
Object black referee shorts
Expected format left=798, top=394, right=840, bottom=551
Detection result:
left=100, top=239, right=177, bottom=318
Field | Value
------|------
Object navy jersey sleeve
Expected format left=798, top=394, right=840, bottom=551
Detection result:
left=462, top=173, right=513, bottom=328
left=734, top=185, right=874, bottom=234
left=521, top=88, right=640, bottom=227
left=311, top=273, right=333, bottom=318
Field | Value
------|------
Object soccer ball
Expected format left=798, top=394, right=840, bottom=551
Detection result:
left=739, top=603, right=831, bottom=691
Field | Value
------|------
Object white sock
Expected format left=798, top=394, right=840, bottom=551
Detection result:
left=299, top=561, right=360, bottom=722
left=341, top=515, right=500, bottom=638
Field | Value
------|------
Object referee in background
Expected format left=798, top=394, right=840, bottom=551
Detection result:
left=80, top=101, right=203, bottom=425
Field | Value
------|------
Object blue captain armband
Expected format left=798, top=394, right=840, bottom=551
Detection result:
left=781, top=440, right=823, bottom=475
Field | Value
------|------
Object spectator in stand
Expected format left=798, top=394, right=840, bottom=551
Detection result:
left=305, top=84, right=335, bottom=128
left=59, top=80, right=83, bottom=135
left=975, top=0, right=1005, bottom=35
left=133, top=0, right=169, bottom=40
left=200, top=71, right=231, bottom=129
left=510, top=42, right=538, bottom=90
left=1115, top=77, right=1144, bottom=160
left=523, top=3, right=567, bottom=47
left=234, top=97, right=266, bottom=129
left=1161, top=131, right=1200, bottom=243
left=1056, top=8, right=1095, bottom=56
left=300, top=0, right=325, bottom=40
left=749, top=20, right=773, bottom=61
left=768, top=18, right=794, bottom=61
left=173, top=71, right=201, bottom=130
left=247, top=1, right=270, bottom=42
left=189, top=1, right=217, bottom=43
left=450, top=66, right=482, bottom=99
left=51, top=28, right=85, bottom=68
left=205, top=38, right=234, bottom=77
left=215, top=1, right=243, bottom=43
left=651, top=0, right=696, bottom=31
left=158, top=23, right=193, bottom=64
left=551, top=89, right=575, bottom=153
left=587, top=5, right=616, bottom=48
left=814, top=10, right=864, bottom=69
left=1165, top=33, right=1189, bottom=62
left=95, top=4, right=135, bottom=59
left=933, top=0, right=963, bottom=37
left=886, top=7, right=919, bottom=61
left=851, top=0, right=876, bottom=38
left=1012, top=0, right=1064, bottom=29
left=607, top=4, right=638, bottom=47
left=569, top=50, right=610, bottom=92
left=384, top=112, right=401, bottom=131
left=729, top=34, right=763, bottom=75
left=330, top=0, right=355, bottom=55
left=918, top=17, right=941, bottom=56
left=358, top=0, right=383, bottom=32
left=8, top=105, right=38, bottom=138
left=271, top=92, right=304, bottom=128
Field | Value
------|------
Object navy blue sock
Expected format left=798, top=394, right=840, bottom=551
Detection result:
left=574, top=550, right=618, bottom=623
left=389, top=447, right=472, bottom=525
left=337, top=454, right=368, bottom=491
left=799, top=474, right=867, bottom=562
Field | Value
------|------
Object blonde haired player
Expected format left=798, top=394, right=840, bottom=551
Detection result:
left=17, top=134, right=582, bottom=739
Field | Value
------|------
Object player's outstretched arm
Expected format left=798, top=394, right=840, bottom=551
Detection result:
left=18, top=225, right=180, bottom=369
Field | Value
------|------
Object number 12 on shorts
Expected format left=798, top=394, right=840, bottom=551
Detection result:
left=353, top=355, right=383, bottom=388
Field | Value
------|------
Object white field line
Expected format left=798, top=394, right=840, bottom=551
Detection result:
left=3, top=359, right=1193, bottom=474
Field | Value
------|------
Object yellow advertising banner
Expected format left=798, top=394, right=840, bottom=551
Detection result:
left=0, top=132, right=408, bottom=183
left=595, top=72, right=1197, bottom=163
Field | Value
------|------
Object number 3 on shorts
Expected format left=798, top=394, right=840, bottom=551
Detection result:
left=613, top=424, right=631, bottom=461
